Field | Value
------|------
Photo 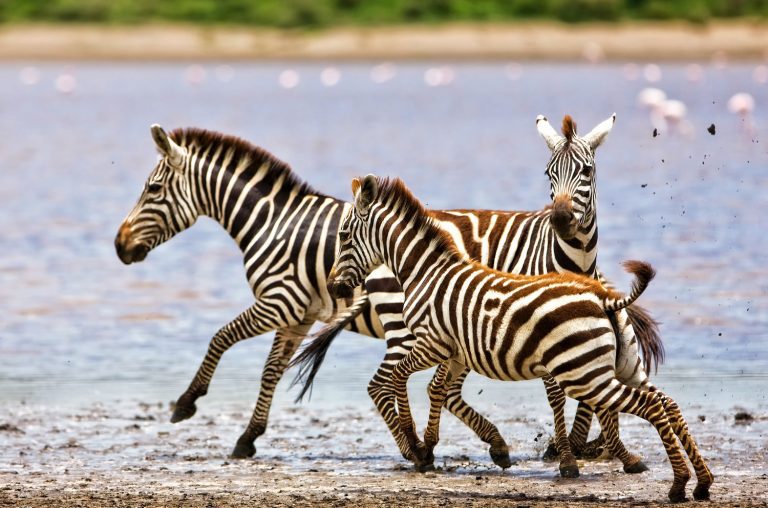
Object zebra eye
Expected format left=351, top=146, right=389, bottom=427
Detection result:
left=338, top=231, right=351, bottom=242
left=582, top=164, right=593, bottom=176
left=147, top=183, right=163, bottom=194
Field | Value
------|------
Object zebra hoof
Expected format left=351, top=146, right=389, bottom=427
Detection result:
left=415, top=463, right=435, bottom=473
left=230, top=438, right=256, bottom=459
left=575, top=437, right=606, bottom=460
left=559, top=463, right=580, bottom=478
left=489, top=446, right=512, bottom=469
left=668, top=487, right=688, bottom=503
left=693, top=483, right=711, bottom=501
left=170, top=402, right=197, bottom=423
left=542, top=440, right=559, bottom=461
left=412, top=442, right=433, bottom=464
left=624, top=460, right=649, bottom=474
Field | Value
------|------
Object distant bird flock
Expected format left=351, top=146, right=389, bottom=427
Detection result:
left=20, top=55, right=761, bottom=139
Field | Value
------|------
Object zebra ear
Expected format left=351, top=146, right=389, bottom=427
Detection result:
left=355, top=174, right=378, bottom=214
left=351, top=177, right=361, bottom=197
left=150, top=124, right=185, bottom=168
left=536, top=115, right=562, bottom=151
left=583, top=113, right=616, bottom=151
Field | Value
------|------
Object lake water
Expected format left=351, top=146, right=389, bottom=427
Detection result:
left=1, top=61, right=767, bottom=428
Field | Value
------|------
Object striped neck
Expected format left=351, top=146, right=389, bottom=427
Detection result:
left=171, top=129, right=330, bottom=254
left=366, top=190, right=467, bottom=294
left=550, top=211, right=598, bottom=277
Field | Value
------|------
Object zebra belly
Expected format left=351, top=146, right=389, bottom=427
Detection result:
left=449, top=341, right=534, bottom=383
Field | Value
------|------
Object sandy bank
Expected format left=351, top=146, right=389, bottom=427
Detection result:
left=0, top=21, right=767, bottom=61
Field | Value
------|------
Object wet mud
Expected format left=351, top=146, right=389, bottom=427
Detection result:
left=1, top=400, right=766, bottom=507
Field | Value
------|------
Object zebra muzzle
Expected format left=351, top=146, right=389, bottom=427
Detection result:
left=115, top=225, right=149, bottom=264
left=550, top=194, right=578, bottom=239
left=328, top=279, right=354, bottom=299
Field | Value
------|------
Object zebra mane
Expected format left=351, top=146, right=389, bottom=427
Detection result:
left=375, top=177, right=466, bottom=260
left=168, top=127, right=319, bottom=197
left=561, top=115, right=577, bottom=142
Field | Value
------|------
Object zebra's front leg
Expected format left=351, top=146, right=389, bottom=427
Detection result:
left=171, top=299, right=298, bottom=424
left=366, top=335, right=420, bottom=463
left=542, top=375, right=579, bottom=478
left=543, top=402, right=606, bottom=461
left=571, top=403, right=609, bottom=459
left=423, top=361, right=465, bottom=460
left=442, top=369, right=512, bottom=468
left=391, top=338, right=450, bottom=471
left=231, top=322, right=312, bottom=459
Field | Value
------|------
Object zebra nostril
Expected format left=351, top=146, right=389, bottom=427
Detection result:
left=329, top=280, right=353, bottom=299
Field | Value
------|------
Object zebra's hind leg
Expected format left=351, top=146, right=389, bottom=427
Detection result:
left=654, top=389, right=714, bottom=500
left=231, top=323, right=311, bottom=459
left=593, top=410, right=648, bottom=474
left=542, top=376, right=579, bottom=478
left=171, top=299, right=300, bottom=425
left=443, top=369, right=512, bottom=469
left=576, top=380, right=691, bottom=503
left=391, top=338, right=450, bottom=471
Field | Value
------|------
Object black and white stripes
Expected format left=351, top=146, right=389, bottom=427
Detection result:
left=296, top=115, right=663, bottom=467
left=326, top=175, right=712, bottom=502
left=115, top=125, right=500, bottom=461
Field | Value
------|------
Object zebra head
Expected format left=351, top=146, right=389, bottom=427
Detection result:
left=536, top=113, right=615, bottom=240
left=115, top=125, right=197, bottom=264
left=328, top=175, right=382, bottom=299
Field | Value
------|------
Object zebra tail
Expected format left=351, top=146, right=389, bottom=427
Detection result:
left=625, top=303, right=664, bottom=375
left=289, top=292, right=370, bottom=403
left=603, top=260, right=656, bottom=312
left=597, top=267, right=665, bottom=374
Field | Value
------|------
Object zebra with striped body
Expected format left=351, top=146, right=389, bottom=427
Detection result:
left=324, top=175, right=713, bottom=502
left=295, top=115, right=662, bottom=475
left=115, top=125, right=519, bottom=463
left=115, top=120, right=660, bottom=470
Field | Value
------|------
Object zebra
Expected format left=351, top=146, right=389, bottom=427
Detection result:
left=293, top=114, right=663, bottom=475
left=322, top=174, right=713, bottom=502
left=115, top=125, right=526, bottom=464
left=115, top=119, right=661, bottom=471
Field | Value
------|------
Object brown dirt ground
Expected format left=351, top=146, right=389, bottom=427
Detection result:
left=2, top=470, right=767, bottom=507
left=1, top=401, right=767, bottom=507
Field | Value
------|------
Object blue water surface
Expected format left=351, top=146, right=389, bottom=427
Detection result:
left=0, top=61, right=766, bottom=418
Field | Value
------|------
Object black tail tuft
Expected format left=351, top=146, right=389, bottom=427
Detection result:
left=626, top=303, right=664, bottom=375
left=289, top=297, right=370, bottom=403
left=621, top=260, right=662, bottom=374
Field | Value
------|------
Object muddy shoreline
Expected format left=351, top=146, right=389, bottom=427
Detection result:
left=2, top=400, right=766, bottom=507
left=1, top=21, right=768, bottom=61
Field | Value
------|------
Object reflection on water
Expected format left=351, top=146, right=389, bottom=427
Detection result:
left=0, top=62, right=766, bottom=418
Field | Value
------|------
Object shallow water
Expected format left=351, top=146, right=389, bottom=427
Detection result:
left=0, top=61, right=766, bottom=455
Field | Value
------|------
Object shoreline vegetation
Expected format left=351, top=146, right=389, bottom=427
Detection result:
left=1, top=21, right=768, bottom=61
left=1, top=0, right=766, bottom=26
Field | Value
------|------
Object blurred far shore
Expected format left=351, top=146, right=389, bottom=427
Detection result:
left=1, top=21, right=768, bottom=61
